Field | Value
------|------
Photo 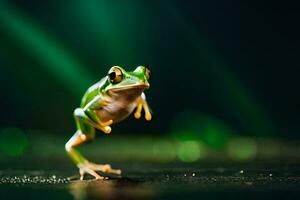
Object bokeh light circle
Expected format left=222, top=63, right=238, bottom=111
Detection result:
left=0, top=127, right=28, bottom=156
left=177, top=141, right=206, bottom=162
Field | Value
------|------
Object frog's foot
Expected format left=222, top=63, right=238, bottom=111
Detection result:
left=78, top=161, right=122, bottom=180
left=97, top=120, right=113, bottom=134
left=134, top=99, right=152, bottom=121
left=88, top=162, right=122, bottom=175
left=78, top=162, right=105, bottom=180
left=134, top=95, right=152, bottom=121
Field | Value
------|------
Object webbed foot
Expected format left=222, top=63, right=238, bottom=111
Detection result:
left=78, top=161, right=122, bottom=180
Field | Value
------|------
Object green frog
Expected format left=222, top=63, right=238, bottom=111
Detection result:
left=65, top=66, right=151, bottom=180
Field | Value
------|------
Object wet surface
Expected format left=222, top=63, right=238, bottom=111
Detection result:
left=1, top=164, right=300, bottom=199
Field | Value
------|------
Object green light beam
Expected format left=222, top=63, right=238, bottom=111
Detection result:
left=0, top=3, right=95, bottom=97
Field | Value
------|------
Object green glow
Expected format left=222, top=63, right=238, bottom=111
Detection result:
left=73, top=0, right=135, bottom=62
left=177, top=141, right=206, bottom=162
left=227, top=137, right=257, bottom=161
left=0, top=127, right=28, bottom=156
left=170, top=111, right=233, bottom=149
left=0, top=3, right=95, bottom=97
left=133, top=138, right=155, bottom=160
left=201, top=127, right=229, bottom=149
left=152, top=140, right=176, bottom=162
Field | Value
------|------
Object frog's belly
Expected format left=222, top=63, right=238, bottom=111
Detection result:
left=95, top=102, right=136, bottom=124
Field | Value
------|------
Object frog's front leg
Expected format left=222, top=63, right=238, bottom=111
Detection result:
left=65, top=106, right=121, bottom=180
left=74, top=108, right=112, bottom=134
left=134, top=92, right=152, bottom=121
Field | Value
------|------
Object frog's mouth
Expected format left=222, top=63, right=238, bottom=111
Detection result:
left=107, top=83, right=149, bottom=99
left=109, top=83, right=149, bottom=92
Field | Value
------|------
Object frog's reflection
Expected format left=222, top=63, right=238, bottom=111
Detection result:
left=68, top=177, right=154, bottom=200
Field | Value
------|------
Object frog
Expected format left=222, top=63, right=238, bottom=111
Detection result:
left=65, top=66, right=151, bottom=180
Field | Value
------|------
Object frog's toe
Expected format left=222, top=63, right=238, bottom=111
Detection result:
left=98, top=125, right=112, bottom=134
left=145, top=113, right=152, bottom=121
left=101, top=119, right=113, bottom=126
left=134, top=111, right=141, bottom=119
left=103, top=126, right=112, bottom=134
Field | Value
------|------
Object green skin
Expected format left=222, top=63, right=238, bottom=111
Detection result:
left=65, top=66, right=151, bottom=180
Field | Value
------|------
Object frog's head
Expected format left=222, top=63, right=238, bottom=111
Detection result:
left=104, top=66, right=150, bottom=97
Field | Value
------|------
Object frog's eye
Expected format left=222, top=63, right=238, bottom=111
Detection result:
left=145, top=67, right=150, bottom=80
left=108, top=67, right=123, bottom=83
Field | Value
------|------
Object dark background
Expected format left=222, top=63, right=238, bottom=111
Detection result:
left=0, top=1, right=300, bottom=199
left=0, top=0, right=299, bottom=138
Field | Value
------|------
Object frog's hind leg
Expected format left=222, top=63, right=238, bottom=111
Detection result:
left=65, top=110, right=121, bottom=180
left=65, top=125, right=103, bottom=180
